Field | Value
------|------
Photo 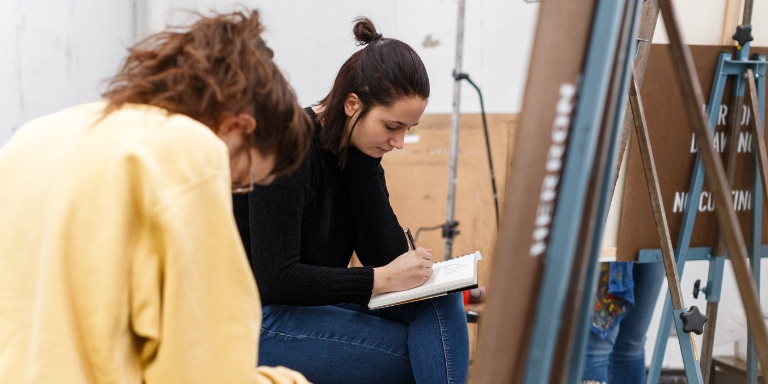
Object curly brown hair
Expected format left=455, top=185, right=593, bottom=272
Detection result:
left=102, top=9, right=311, bottom=177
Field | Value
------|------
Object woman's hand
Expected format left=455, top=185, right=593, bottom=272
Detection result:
left=372, top=247, right=433, bottom=294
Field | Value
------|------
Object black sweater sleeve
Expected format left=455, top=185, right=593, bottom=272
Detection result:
left=246, top=147, right=375, bottom=306
left=344, top=147, right=409, bottom=266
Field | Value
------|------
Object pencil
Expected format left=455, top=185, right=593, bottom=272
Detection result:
left=405, top=228, right=417, bottom=250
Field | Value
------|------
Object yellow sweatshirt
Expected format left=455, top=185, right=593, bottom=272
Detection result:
left=0, top=102, right=306, bottom=384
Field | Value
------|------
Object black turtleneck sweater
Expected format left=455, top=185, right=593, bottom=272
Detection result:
left=233, top=108, right=408, bottom=306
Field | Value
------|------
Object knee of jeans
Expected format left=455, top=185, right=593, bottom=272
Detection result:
left=611, top=338, right=647, bottom=360
left=421, top=292, right=461, bottom=310
left=433, top=292, right=462, bottom=303
left=586, top=332, right=616, bottom=359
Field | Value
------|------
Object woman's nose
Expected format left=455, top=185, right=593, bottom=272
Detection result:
left=390, top=131, right=405, bottom=150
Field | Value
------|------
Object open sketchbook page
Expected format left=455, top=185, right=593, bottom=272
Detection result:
left=368, top=251, right=482, bottom=309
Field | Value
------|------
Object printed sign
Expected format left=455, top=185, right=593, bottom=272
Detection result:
left=617, top=44, right=768, bottom=261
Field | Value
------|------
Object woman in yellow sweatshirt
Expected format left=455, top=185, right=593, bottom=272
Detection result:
left=0, top=9, right=312, bottom=384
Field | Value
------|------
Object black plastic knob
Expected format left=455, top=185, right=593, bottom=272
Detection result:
left=732, top=25, right=754, bottom=48
left=680, top=306, right=708, bottom=335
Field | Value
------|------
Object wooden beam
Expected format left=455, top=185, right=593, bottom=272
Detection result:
left=614, top=0, right=659, bottom=193
left=721, top=0, right=742, bottom=45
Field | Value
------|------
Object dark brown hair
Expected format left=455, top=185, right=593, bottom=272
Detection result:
left=317, top=16, right=430, bottom=165
left=102, top=10, right=311, bottom=177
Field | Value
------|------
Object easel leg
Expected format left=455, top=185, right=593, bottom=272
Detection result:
left=629, top=75, right=705, bottom=383
left=700, top=256, right=726, bottom=383
left=745, top=67, right=766, bottom=384
left=699, top=55, right=745, bottom=384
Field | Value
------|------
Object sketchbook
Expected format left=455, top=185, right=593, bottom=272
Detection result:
left=368, top=251, right=482, bottom=309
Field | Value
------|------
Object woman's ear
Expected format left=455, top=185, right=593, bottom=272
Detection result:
left=237, top=114, right=256, bottom=134
left=343, top=93, right=361, bottom=117
left=216, top=114, right=256, bottom=135
left=215, top=114, right=256, bottom=152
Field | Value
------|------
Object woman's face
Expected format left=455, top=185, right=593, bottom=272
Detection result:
left=215, top=114, right=276, bottom=193
left=346, top=95, right=427, bottom=158
left=229, top=145, right=276, bottom=192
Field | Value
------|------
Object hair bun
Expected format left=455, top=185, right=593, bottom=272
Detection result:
left=352, top=16, right=382, bottom=46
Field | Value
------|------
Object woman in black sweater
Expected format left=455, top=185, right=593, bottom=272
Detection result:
left=233, top=17, right=469, bottom=384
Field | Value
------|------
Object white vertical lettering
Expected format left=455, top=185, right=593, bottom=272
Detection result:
left=546, top=144, right=565, bottom=172
left=737, top=190, right=749, bottom=211
left=530, top=227, right=550, bottom=257
left=690, top=133, right=698, bottom=153
left=699, top=191, right=709, bottom=212
left=530, top=242, right=546, bottom=257
left=535, top=201, right=554, bottom=226
left=540, top=174, right=559, bottom=202
left=532, top=226, right=549, bottom=242
left=673, top=192, right=687, bottom=213
left=558, top=84, right=577, bottom=108
left=713, top=132, right=726, bottom=153
left=742, top=105, right=751, bottom=126
left=552, top=115, right=570, bottom=142
left=739, top=190, right=752, bottom=211
left=530, top=83, right=576, bottom=258
left=738, top=132, right=753, bottom=153
left=718, top=104, right=728, bottom=126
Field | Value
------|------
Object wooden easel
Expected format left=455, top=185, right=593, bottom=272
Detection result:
left=472, top=0, right=647, bottom=381
left=472, top=0, right=768, bottom=382
left=638, top=2, right=767, bottom=382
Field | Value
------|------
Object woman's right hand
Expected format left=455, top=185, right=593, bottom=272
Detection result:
left=372, top=247, right=433, bottom=294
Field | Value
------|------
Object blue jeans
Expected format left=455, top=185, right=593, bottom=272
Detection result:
left=258, top=292, right=469, bottom=384
left=583, top=261, right=665, bottom=383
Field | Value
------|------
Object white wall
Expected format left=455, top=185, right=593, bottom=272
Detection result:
left=5, top=0, right=768, bottom=140
left=135, top=0, right=539, bottom=116
left=654, top=0, right=768, bottom=45
left=0, top=0, right=134, bottom=145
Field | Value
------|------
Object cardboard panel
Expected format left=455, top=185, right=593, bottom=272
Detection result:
left=617, top=44, right=768, bottom=261
left=381, top=113, right=518, bottom=290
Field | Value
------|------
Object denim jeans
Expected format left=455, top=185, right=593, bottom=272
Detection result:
left=582, top=261, right=665, bottom=383
left=258, top=292, right=469, bottom=384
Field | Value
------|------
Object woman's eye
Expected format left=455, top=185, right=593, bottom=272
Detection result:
left=386, top=125, right=398, bottom=131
